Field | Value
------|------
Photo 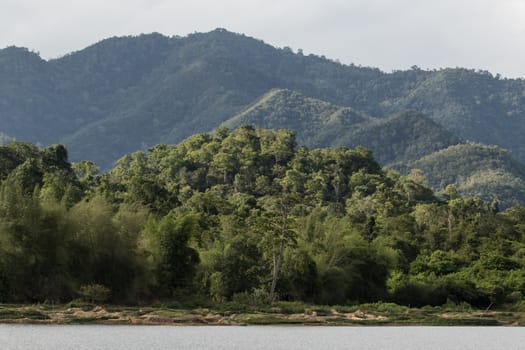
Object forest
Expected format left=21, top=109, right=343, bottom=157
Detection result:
left=1, top=126, right=525, bottom=310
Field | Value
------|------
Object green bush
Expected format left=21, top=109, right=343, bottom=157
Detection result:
left=78, top=284, right=111, bottom=303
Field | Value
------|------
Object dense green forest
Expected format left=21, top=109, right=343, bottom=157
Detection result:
left=1, top=127, right=525, bottom=309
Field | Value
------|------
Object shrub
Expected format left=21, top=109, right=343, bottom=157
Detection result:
left=78, top=284, right=111, bottom=303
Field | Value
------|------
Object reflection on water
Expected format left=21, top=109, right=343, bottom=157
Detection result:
left=1, top=325, right=525, bottom=350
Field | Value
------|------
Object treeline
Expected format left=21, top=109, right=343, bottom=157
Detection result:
left=1, top=126, right=525, bottom=308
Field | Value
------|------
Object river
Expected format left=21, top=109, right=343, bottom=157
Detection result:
left=1, top=324, right=525, bottom=349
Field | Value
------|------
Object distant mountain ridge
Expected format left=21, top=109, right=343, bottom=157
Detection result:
left=221, top=89, right=461, bottom=165
left=408, top=144, right=525, bottom=207
left=221, top=89, right=373, bottom=148
left=2, top=28, right=525, bottom=206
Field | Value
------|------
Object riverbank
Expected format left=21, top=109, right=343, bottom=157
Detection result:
left=1, top=302, right=524, bottom=326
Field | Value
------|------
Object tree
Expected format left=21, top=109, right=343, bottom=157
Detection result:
left=68, top=196, right=143, bottom=300
left=219, top=234, right=264, bottom=298
left=72, top=160, right=100, bottom=189
left=142, top=212, right=200, bottom=295
left=0, top=182, right=72, bottom=301
left=258, top=194, right=297, bottom=305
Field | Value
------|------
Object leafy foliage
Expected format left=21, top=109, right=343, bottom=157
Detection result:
left=78, top=284, right=111, bottom=303
left=1, top=128, right=525, bottom=310
left=409, top=144, right=525, bottom=208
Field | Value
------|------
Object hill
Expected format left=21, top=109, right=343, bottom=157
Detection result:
left=335, top=110, right=462, bottom=166
left=222, top=89, right=461, bottom=165
left=409, top=144, right=525, bottom=208
left=220, top=88, right=372, bottom=148
left=1, top=29, right=525, bottom=169
left=382, top=68, right=525, bottom=162
left=220, top=90, right=525, bottom=206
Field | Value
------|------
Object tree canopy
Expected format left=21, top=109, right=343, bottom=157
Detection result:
left=0, top=128, right=524, bottom=309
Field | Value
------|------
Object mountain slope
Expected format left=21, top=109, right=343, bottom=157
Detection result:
left=409, top=144, right=525, bottom=208
left=221, top=89, right=372, bottom=148
left=382, top=69, right=525, bottom=162
left=0, top=47, right=61, bottom=142
left=1, top=29, right=525, bottom=170
left=221, top=89, right=525, bottom=206
left=222, top=89, right=461, bottom=165
left=331, top=110, right=462, bottom=166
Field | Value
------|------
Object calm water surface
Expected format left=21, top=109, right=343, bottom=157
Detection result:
left=1, top=325, right=525, bottom=350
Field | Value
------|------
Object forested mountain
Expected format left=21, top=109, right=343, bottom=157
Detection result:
left=334, top=111, right=461, bottom=167
left=1, top=29, right=525, bottom=166
left=222, top=89, right=461, bottom=165
left=382, top=68, right=525, bottom=162
left=408, top=144, right=525, bottom=208
left=221, top=89, right=373, bottom=149
left=2, top=29, right=525, bottom=205
left=220, top=89, right=525, bottom=207
left=2, top=128, right=525, bottom=309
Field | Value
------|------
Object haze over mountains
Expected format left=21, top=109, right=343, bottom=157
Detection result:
left=1, top=28, right=525, bottom=207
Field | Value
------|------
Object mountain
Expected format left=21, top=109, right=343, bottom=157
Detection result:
left=334, top=110, right=462, bottom=167
left=1, top=29, right=525, bottom=168
left=0, top=47, right=59, bottom=142
left=221, top=89, right=461, bottom=165
left=220, top=89, right=525, bottom=207
left=220, top=88, right=372, bottom=148
left=409, top=144, right=525, bottom=208
left=2, top=29, right=525, bottom=205
left=381, top=69, right=525, bottom=162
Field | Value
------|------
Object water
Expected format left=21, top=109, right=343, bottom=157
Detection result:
left=1, top=325, right=524, bottom=350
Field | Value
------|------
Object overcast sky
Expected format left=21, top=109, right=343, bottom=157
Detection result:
left=2, top=0, right=524, bottom=78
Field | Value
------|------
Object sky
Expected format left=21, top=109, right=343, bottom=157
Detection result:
left=1, top=0, right=525, bottom=78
